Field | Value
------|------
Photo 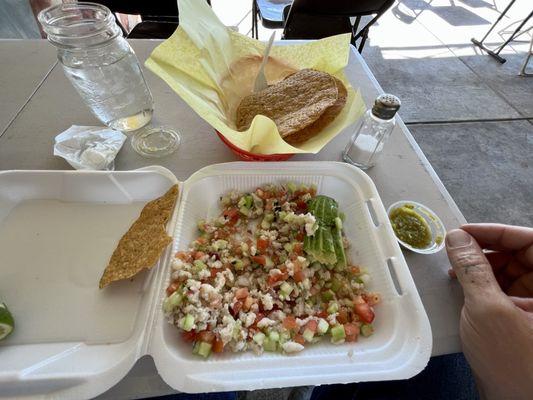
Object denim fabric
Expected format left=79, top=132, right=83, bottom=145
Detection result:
left=310, top=353, right=479, bottom=400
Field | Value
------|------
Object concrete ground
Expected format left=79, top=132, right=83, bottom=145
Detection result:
left=213, top=0, right=533, bottom=228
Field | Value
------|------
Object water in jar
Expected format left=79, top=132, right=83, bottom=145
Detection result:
left=60, top=40, right=153, bottom=132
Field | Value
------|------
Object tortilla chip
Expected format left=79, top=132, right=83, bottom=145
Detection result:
left=236, top=69, right=339, bottom=139
left=99, top=184, right=179, bottom=289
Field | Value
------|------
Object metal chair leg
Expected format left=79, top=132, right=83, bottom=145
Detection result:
left=519, top=33, right=533, bottom=76
left=252, top=0, right=258, bottom=39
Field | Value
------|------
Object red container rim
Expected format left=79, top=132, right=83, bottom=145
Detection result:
left=215, top=130, right=294, bottom=161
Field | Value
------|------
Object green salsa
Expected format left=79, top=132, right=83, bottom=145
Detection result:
left=389, top=205, right=432, bottom=249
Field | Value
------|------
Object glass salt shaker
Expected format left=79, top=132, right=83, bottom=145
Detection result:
left=343, top=94, right=401, bottom=170
left=38, top=2, right=180, bottom=158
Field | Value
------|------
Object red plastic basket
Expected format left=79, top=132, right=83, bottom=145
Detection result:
left=216, top=131, right=294, bottom=161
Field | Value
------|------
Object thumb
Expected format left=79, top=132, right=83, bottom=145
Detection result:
left=446, top=229, right=503, bottom=304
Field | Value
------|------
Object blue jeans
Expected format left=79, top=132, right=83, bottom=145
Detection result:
left=153, top=353, right=478, bottom=400
left=310, top=353, right=479, bottom=400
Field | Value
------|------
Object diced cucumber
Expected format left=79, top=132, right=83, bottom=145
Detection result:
left=287, top=182, right=297, bottom=193
left=283, top=243, right=293, bottom=253
left=179, top=314, right=195, bottom=332
left=303, top=328, right=315, bottom=342
left=265, top=256, right=274, bottom=268
left=263, top=337, right=277, bottom=352
left=330, top=325, right=346, bottom=342
left=253, top=332, right=266, bottom=345
left=361, top=324, right=374, bottom=337
left=278, top=211, right=287, bottom=221
left=232, top=259, right=244, bottom=270
left=321, top=289, right=335, bottom=302
left=330, top=279, right=342, bottom=292
left=327, top=302, right=339, bottom=314
left=280, top=331, right=291, bottom=343
left=163, top=291, right=183, bottom=313
left=280, top=282, right=293, bottom=295
left=268, top=330, right=280, bottom=342
left=317, top=319, right=329, bottom=334
left=264, top=213, right=275, bottom=222
left=193, top=260, right=206, bottom=270
left=238, top=194, right=253, bottom=209
left=212, top=239, right=228, bottom=250
left=197, top=219, right=207, bottom=232
left=261, top=220, right=271, bottom=229
left=239, top=206, right=251, bottom=217
left=194, top=341, right=212, bottom=358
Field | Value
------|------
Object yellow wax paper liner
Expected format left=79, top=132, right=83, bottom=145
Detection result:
left=145, top=0, right=365, bottom=154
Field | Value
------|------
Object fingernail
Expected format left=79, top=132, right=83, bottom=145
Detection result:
left=446, top=229, right=472, bottom=248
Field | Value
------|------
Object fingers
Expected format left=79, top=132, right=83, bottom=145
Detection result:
left=507, top=272, right=533, bottom=298
left=446, top=229, right=503, bottom=303
left=461, top=224, right=533, bottom=252
left=509, top=296, right=533, bottom=313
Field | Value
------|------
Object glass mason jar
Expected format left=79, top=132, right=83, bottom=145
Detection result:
left=38, top=2, right=153, bottom=132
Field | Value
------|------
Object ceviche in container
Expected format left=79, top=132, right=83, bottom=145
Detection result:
left=163, top=183, right=379, bottom=357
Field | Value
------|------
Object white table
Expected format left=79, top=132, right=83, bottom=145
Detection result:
left=0, top=39, right=466, bottom=399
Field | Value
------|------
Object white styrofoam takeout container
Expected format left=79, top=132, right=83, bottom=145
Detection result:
left=0, top=162, right=432, bottom=399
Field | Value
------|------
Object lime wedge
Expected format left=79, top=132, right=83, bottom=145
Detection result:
left=0, top=302, right=14, bottom=340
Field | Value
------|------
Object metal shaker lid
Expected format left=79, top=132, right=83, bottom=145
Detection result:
left=372, top=94, right=401, bottom=120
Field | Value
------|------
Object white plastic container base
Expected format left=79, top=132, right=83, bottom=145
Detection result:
left=0, top=162, right=432, bottom=399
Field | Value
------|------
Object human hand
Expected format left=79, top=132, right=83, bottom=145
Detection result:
left=445, top=224, right=533, bottom=400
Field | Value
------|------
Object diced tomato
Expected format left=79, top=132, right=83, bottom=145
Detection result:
left=197, top=330, right=215, bottom=344
left=182, top=331, right=197, bottom=342
left=213, top=336, right=224, bottom=353
left=210, top=269, right=218, bottom=279
left=293, top=270, right=305, bottom=283
left=235, top=287, right=249, bottom=300
left=231, top=301, right=243, bottom=316
left=317, top=310, right=328, bottom=319
left=257, top=238, right=269, bottom=252
left=350, top=266, right=361, bottom=275
left=256, top=188, right=268, bottom=199
left=252, top=255, right=267, bottom=266
left=337, top=308, right=349, bottom=324
left=295, top=200, right=308, bottom=213
left=175, top=251, right=191, bottom=262
left=294, top=334, right=305, bottom=345
left=282, top=316, right=298, bottom=331
left=295, top=231, right=305, bottom=241
left=309, top=187, right=317, bottom=196
left=292, top=242, right=303, bottom=255
left=354, top=302, right=375, bottom=323
left=344, top=323, right=360, bottom=337
left=305, top=320, right=318, bottom=333
left=166, top=281, right=180, bottom=296
left=243, top=296, right=255, bottom=311
left=223, top=208, right=240, bottom=226
left=267, top=271, right=288, bottom=286
left=194, top=251, right=205, bottom=260
left=196, top=237, right=207, bottom=245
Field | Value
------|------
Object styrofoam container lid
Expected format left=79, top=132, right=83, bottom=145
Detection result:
left=0, top=162, right=432, bottom=398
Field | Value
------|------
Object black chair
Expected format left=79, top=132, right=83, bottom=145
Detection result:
left=282, top=0, right=395, bottom=52
left=94, top=0, right=211, bottom=39
left=252, top=0, right=292, bottom=39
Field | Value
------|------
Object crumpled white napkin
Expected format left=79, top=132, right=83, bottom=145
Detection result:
left=54, top=125, right=127, bottom=170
